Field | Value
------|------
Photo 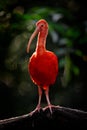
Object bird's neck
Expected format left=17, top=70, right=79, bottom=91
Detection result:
left=36, top=32, right=47, bottom=54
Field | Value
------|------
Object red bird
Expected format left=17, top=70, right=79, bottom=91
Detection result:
left=27, top=19, right=58, bottom=114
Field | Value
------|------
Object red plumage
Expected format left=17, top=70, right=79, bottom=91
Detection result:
left=29, top=50, right=58, bottom=89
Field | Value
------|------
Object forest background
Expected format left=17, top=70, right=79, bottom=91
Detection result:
left=0, top=0, right=87, bottom=119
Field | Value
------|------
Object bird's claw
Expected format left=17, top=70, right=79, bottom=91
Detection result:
left=43, top=104, right=60, bottom=114
left=29, top=105, right=41, bottom=116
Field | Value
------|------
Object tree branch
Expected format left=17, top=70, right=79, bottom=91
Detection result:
left=0, top=106, right=87, bottom=129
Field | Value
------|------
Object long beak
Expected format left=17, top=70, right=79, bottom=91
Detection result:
left=27, top=26, right=39, bottom=53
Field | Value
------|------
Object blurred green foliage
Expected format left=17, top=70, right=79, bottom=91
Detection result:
left=0, top=0, right=87, bottom=119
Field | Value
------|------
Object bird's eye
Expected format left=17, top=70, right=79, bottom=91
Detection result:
left=41, top=24, right=44, bottom=27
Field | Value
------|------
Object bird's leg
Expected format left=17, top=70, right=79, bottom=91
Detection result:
left=29, top=86, right=42, bottom=116
left=44, top=87, right=53, bottom=114
left=36, top=86, right=42, bottom=110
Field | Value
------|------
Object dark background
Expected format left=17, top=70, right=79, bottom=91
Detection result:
left=0, top=0, right=87, bottom=119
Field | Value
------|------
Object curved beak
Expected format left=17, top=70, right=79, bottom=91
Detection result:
left=27, top=26, right=40, bottom=53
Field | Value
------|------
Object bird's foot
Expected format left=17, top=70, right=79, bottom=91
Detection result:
left=43, top=104, right=60, bottom=114
left=29, top=105, right=41, bottom=116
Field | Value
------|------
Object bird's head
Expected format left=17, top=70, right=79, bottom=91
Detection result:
left=27, top=19, right=48, bottom=53
left=36, top=19, right=48, bottom=33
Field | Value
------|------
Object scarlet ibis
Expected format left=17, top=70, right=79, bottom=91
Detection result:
left=27, top=19, right=58, bottom=114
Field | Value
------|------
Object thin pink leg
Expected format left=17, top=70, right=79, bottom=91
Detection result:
left=44, top=87, right=52, bottom=114
left=36, top=86, right=42, bottom=109
left=29, top=86, right=42, bottom=116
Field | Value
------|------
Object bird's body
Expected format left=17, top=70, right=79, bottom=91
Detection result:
left=29, top=50, right=58, bottom=89
left=27, top=19, right=58, bottom=114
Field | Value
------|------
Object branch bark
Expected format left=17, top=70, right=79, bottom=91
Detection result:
left=0, top=106, right=87, bottom=129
